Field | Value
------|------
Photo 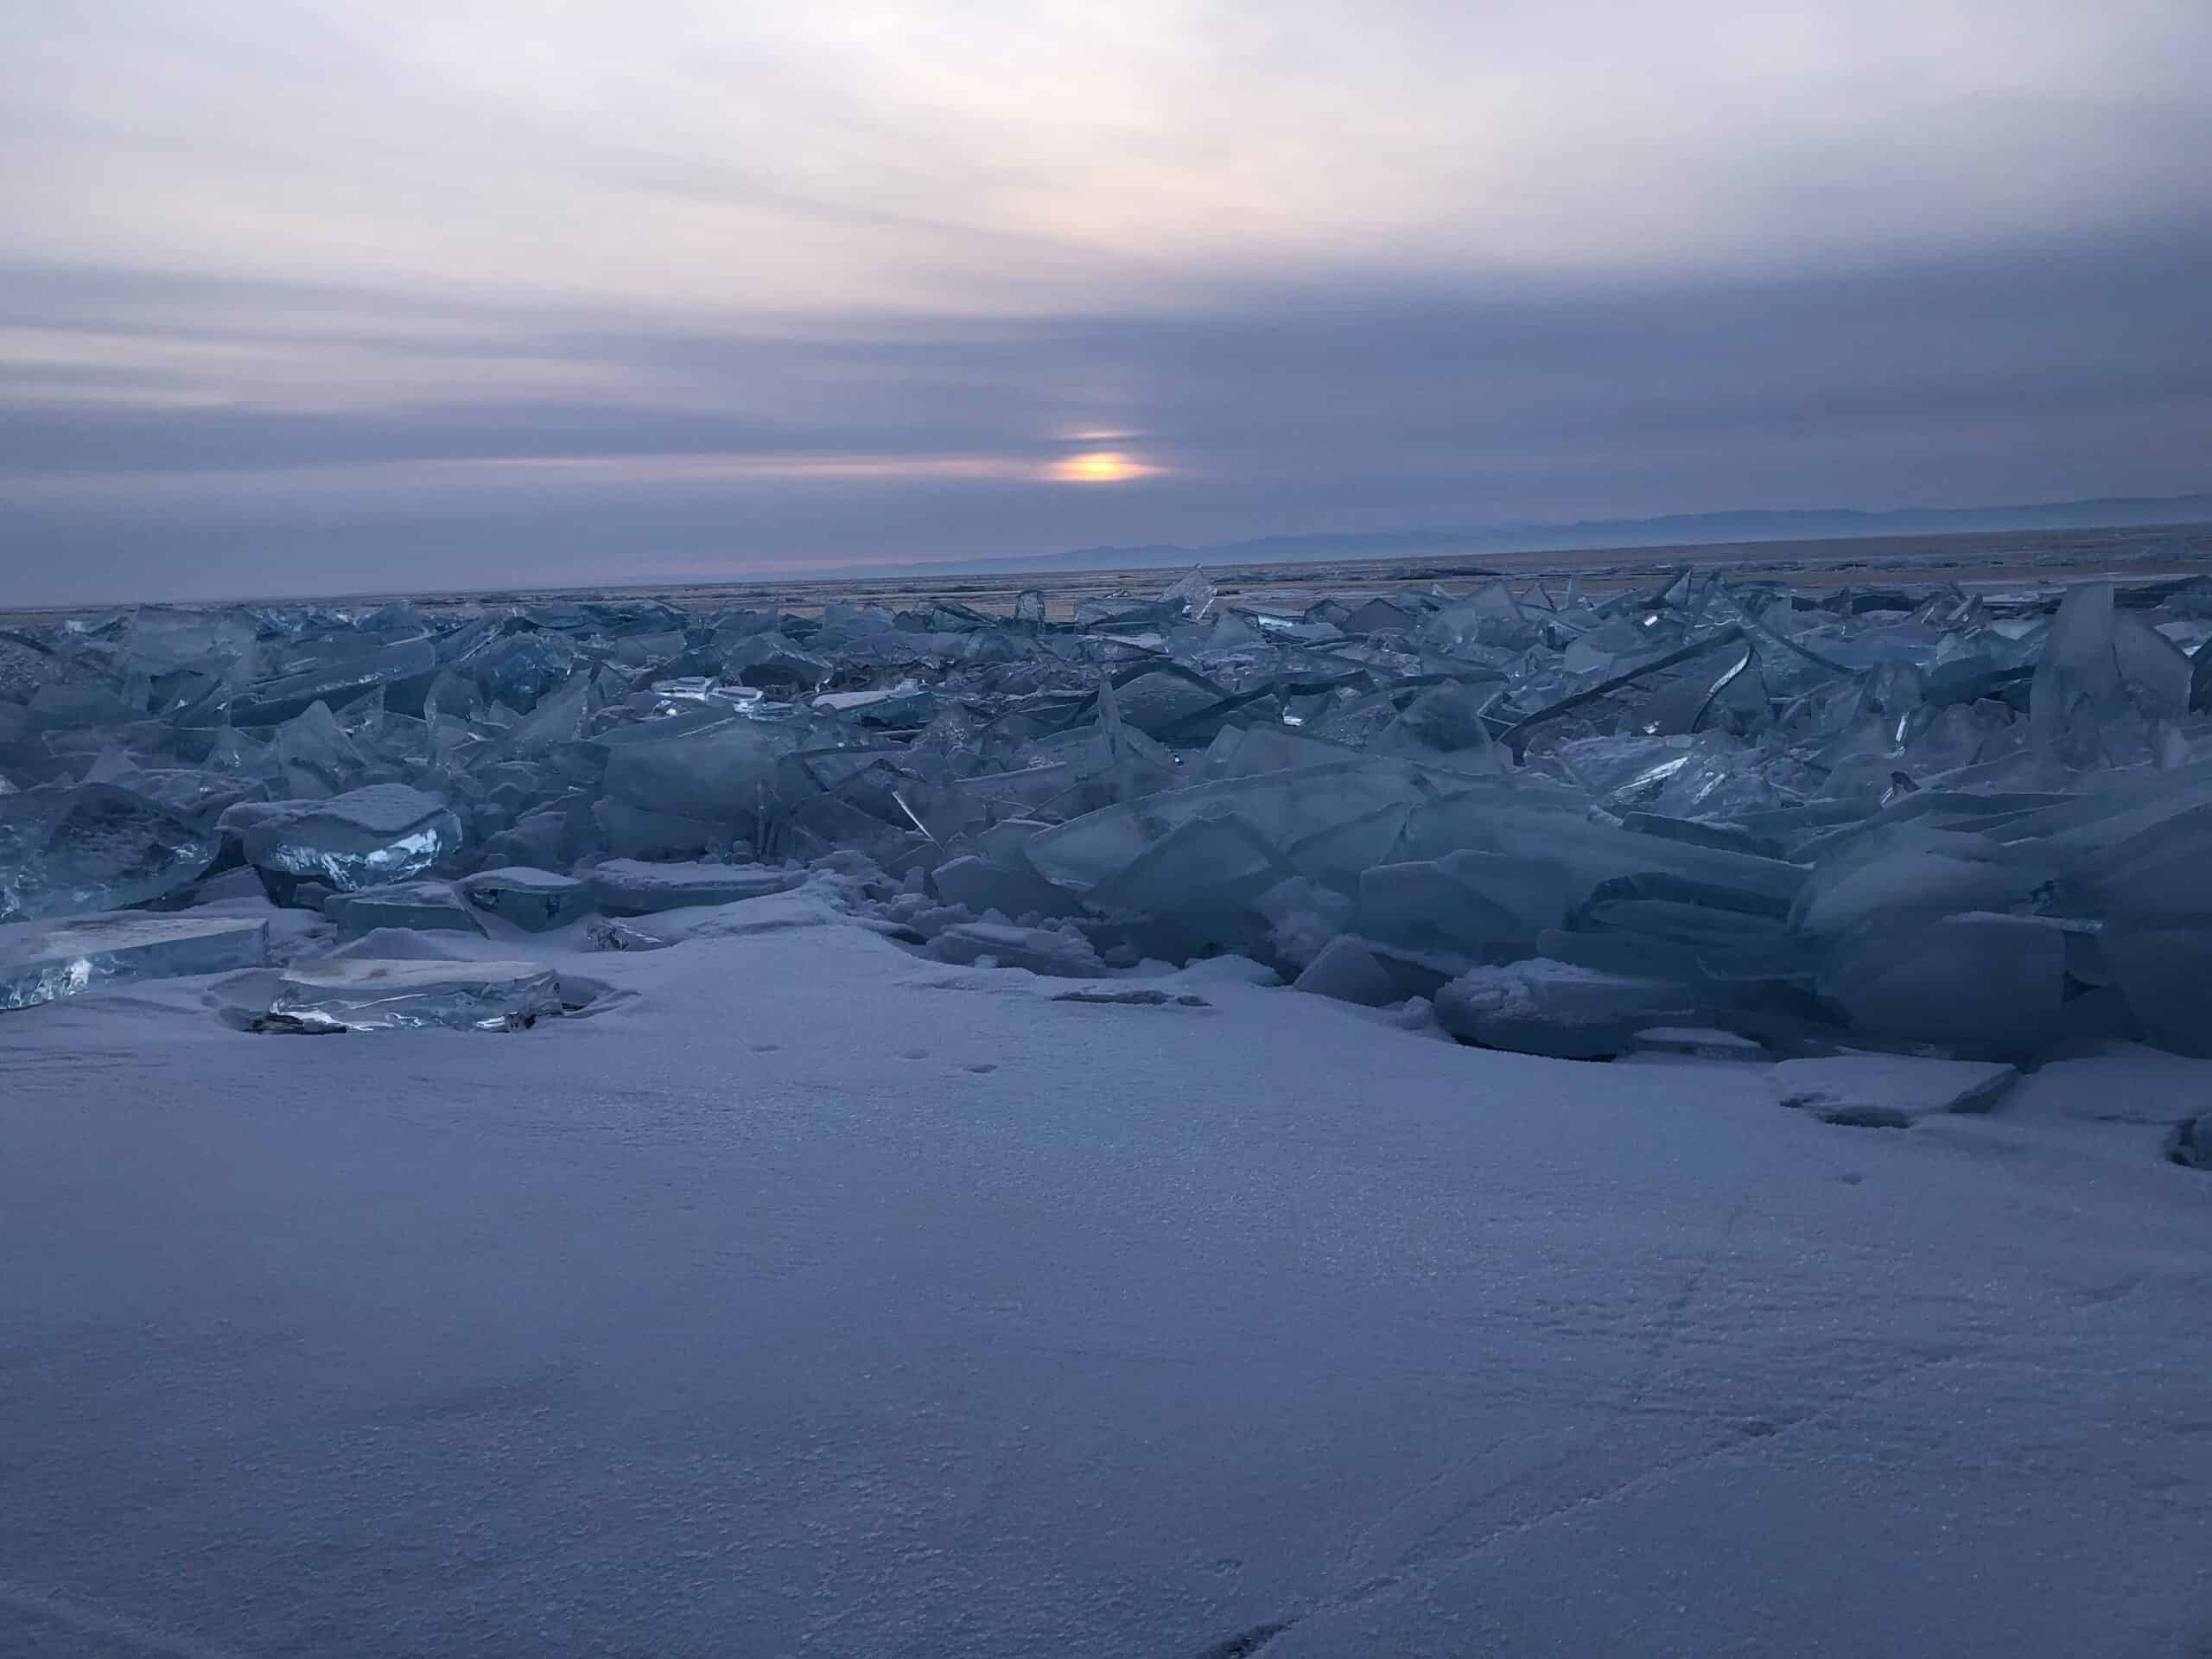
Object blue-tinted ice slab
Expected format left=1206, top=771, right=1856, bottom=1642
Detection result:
left=1433, top=958, right=1696, bottom=1058
left=1, top=912, right=267, bottom=1009
left=930, top=855, right=1077, bottom=920
left=1820, top=912, right=2066, bottom=1061
left=0, top=783, right=218, bottom=921
left=458, top=867, right=594, bottom=931
left=251, top=958, right=564, bottom=1033
left=224, top=785, right=461, bottom=906
left=1630, top=1027, right=1770, bottom=1061
left=326, top=880, right=484, bottom=939
left=585, top=859, right=806, bottom=916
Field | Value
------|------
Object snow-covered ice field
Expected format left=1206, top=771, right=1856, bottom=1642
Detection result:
left=4, top=896, right=2209, bottom=1657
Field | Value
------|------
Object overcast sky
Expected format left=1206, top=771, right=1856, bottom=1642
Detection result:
left=3, top=0, right=2209, bottom=602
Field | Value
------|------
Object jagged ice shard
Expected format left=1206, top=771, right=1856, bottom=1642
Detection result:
left=5, top=564, right=2212, bottom=1065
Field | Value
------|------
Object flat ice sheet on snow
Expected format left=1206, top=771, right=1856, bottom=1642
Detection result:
left=584, top=858, right=807, bottom=915
left=242, top=957, right=565, bottom=1032
left=1772, top=1054, right=2020, bottom=1127
left=3, top=920, right=2211, bottom=1656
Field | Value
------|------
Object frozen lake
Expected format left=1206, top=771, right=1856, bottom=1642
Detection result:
left=4, top=913, right=2209, bottom=1656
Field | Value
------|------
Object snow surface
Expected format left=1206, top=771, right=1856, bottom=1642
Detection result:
left=3, top=893, right=2212, bottom=1656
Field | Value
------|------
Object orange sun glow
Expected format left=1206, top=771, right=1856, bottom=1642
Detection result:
left=1050, top=450, right=1154, bottom=483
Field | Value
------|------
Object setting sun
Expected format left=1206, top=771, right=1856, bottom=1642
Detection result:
left=1050, top=450, right=1154, bottom=483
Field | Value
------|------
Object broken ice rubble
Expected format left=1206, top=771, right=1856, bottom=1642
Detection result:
left=6, top=563, right=2212, bottom=1066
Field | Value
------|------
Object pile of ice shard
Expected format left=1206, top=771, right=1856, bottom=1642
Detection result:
left=6, top=564, right=2212, bottom=1061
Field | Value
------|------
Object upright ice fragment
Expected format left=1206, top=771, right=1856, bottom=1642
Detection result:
left=1158, top=567, right=1217, bottom=620
left=0, top=784, right=219, bottom=922
left=1292, top=937, right=1402, bottom=1007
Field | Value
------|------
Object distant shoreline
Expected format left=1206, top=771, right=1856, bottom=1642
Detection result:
left=4, top=516, right=2208, bottom=626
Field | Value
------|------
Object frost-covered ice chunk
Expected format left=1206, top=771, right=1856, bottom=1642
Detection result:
left=1433, top=958, right=1696, bottom=1058
left=225, top=785, right=461, bottom=906
left=249, top=959, right=563, bottom=1033
left=325, top=881, right=484, bottom=940
left=0, top=784, right=219, bottom=922
left=926, top=921, right=1104, bottom=977
left=1770, top=1056, right=2018, bottom=1128
left=1292, top=937, right=1401, bottom=1007
left=1, top=912, right=268, bottom=1009
left=585, top=859, right=806, bottom=916
left=457, top=867, right=594, bottom=932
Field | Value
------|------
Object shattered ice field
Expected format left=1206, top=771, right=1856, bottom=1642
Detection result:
left=4, top=565, right=2212, bottom=1655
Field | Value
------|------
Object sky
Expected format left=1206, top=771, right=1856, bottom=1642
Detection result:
left=3, top=0, right=2209, bottom=603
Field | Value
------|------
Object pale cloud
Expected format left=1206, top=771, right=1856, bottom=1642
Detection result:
left=3, top=1, right=2205, bottom=311
left=1, top=0, right=2207, bottom=601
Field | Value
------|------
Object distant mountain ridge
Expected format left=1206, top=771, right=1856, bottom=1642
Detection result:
left=881, top=493, right=2212, bottom=579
